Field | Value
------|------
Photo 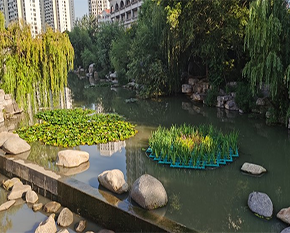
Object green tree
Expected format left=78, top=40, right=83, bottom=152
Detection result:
left=243, top=0, right=290, bottom=123
left=0, top=19, right=74, bottom=109
left=68, top=25, right=94, bottom=68
left=110, top=25, right=136, bottom=84
left=94, top=22, right=122, bottom=77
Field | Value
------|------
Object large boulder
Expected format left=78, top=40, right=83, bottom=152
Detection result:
left=35, top=214, right=57, bottom=233
left=98, top=169, right=128, bottom=194
left=277, top=207, right=290, bottom=224
left=26, top=190, right=39, bottom=204
left=2, top=177, right=21, bottom=190
left=281, top=227, right=290, bottom=233
left=56, top=150, right=89, bottom=167
left=43, top=201, right=61, bottom=213
left=8, top=182, right=31, bottom=200
left=248, top=191, right=273, bottom=218
left=0, top=200, right=16, bottom=211
left=57, top=207, right=73, bottom=227
left=2, top=136, right=30, bottom=155
left=0, top=131, right=19, bottom=147
left=241, top=162, right=267, bottom=175
left=225, top=100, right=239, bottom=111
left=130, top=174, right=168, bottom=210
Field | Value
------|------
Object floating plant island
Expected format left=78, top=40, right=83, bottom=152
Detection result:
left=146, top=124, right=239, bottom=169
left=17, top=109, right=138, bottom=147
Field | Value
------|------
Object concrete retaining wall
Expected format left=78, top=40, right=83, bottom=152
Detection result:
left=0, top=154, right=196, bottom=232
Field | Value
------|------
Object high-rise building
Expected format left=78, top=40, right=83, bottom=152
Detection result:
left=109, top=0, right=142, bottom=27
left=88, top=0, right=109, bottom=18
left=0, top=0, right=42, bottom=35
left=0, top=0, right=75, bottom=34
left=41, top=0, right=75, bottom=32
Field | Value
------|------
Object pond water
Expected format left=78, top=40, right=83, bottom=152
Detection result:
left=23, top=75, right=290, bottom=232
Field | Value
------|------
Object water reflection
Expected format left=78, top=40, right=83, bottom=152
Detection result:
left=99, top=141, right=126, bottom=157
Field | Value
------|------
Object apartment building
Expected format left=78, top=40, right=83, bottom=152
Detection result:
left=88, top=0, right=109, bottom=17
left=0, top=0, right=41, bottom=35
left=109, top=0, right=142, bottom=27
left=41, top=0, right=75, bottom=32
left=0, top=0, right=75, bottom=34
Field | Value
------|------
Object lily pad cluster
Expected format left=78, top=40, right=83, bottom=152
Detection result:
left=17, top=109, right=138, bottom=147
left=147, top=124, right=239, bottom=169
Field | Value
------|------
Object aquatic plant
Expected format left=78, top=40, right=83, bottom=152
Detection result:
left=148, top=124, right=239, bottom=168
left=16, top=109, right=138, bottom=147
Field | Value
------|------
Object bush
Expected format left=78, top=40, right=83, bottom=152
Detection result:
left=235, top=82, right=253, bottom=112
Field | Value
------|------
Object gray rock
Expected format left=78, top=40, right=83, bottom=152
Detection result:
left=2, top=136, right=31, bottom=155
left=56, top=150, right=89, bottom=167
left=191, top=93, right=206, bottom=102
left=2, top=177, right=21, bottom=190
left=277, top=207, right=290, bottom=224
left=0, top=200, right=16, bottom=211
left=225, top=100, right=239, bottom=111
left=26, top=190, right=39, bottom=204
left=130, top=174, right=168, bottom=210
left=241, top=162, right=267, bottom=175
left=98, top=169, right=128, bottom=194
left=57, top=207, right=73, bottom=227
left=288, top=118, right=290, bottom=130
left=43, top=201, right=61, bottom=213
left=182, top=84, right=192, bottom=94
left=248, top=191, right=273, bottom=218
left=35, top=214, right=57, bottom=233
left=281, top=227, right=290, bottom=233
left=188, top=78, right=198, bottom=86
left=75, top=220, right=87, bottom=232
left=8, top=182, right=31, bottom=200
left=33, top=203, right=43, bottom=212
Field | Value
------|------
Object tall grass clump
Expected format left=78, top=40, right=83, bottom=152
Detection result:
left=148, top=124, right=238, bottom=166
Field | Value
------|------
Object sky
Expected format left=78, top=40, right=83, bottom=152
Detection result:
left=74, top=0, right=88, bottom=19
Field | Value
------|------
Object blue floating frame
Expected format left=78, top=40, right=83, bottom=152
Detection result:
left=146, top=146, right=238, bottom=170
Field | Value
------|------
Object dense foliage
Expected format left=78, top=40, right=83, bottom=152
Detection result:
left=69, top=17, right=122, bottom=77
left=68, top=0, right=290, bottom=125
left=16, top=109, right=138, bottom=147
left=0, top=13, right=74, bottom=109
left=243, top=0, right=290, bottom=123
left=148, top=124, right=238, bottom=167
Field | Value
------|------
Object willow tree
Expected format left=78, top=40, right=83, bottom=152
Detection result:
left=243, top=0, right=290, bottom=123
left=0, top=18, right=74, bottom=109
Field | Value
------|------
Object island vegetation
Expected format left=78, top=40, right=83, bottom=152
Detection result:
left=147, top=124, right=238, bottom=169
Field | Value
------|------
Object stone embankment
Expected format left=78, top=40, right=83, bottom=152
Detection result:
left=1, top=177, right=114, bottom=233
left=182, top=79, right=290, bottom=129
left=0, top=89, right=22, bottom=124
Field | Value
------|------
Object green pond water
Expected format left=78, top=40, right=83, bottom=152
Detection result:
left=17, top=76, right=290, bottom=232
